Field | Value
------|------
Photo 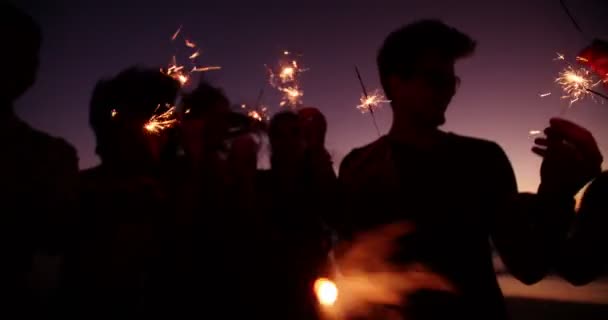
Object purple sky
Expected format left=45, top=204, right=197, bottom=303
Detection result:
left=15, top=0, right=608, bottom=192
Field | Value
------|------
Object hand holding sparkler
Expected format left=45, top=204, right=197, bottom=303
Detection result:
left=533, top=118, right=603, bottom=197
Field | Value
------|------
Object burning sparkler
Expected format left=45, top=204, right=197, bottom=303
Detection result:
left=268, top=50, right=306, bottom=108
left=314, top=278, right=338, bottom=307
left=240, top=103, right=270, bottom=122
left=144, top=104, right=178, bottom=135
left=111, top=109, right=118, bottom=118
left=161, top=26, right=221, bottom=87
left=354, top=66, right=385, bottom=136
left=356, top=90, right=390, bottom=114
left=314, top=223, right=454, bottom=320
left=556, top=66, right=602, bottom=105
left=548, top=52, right=608, bottom=105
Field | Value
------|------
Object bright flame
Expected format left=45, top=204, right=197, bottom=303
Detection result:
left=144, top=104, right=178, bottom=134
left=556, top=66, right=600, bottom=104
left=356, top=90, right=390, bottom=114
left=111, top=109, right=118, bottom=118
left=317, top=223, right=454, bottom=319
left=314, top=278, right=338, bottom=307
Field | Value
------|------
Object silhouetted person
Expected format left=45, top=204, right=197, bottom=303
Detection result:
left=338, top=20, right=593, bottom=320
left=0, top=3, right=78, bottom=315
left=255, top=110, right=334, bottom=320
left=169, top=81, right=262, bottom=319
left=64, top=67, right=179, bottom=319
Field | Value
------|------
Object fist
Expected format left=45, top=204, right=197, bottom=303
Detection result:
left=532, top=118, right=603, bottom=196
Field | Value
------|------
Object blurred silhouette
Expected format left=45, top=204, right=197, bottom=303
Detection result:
left=0, top=3, right=78, bottom=315
left=64, top=67, right=179, bottom=318
left=338, top=20, right=595, bottom=320
left=167, top=81, right=263, bottom=319
left=255, top=109, right=337, bottom=320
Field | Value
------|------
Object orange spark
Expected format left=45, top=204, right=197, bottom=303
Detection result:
left=356, top=90, right=390, bottom=114
left=185, top=39, right=196, bottom=48
left=171, top=25, right=182, bottom=41
left=144, top=104, right=178, bottom=134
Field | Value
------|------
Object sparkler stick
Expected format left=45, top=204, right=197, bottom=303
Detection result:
left=355, top=66, right=381, bottom=136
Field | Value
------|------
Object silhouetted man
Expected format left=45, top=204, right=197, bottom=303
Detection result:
left=339, top=20, right=595, bottom=320
left=0, top=3, right=78, bottom=314
left=65, top=67, right=179, bottom=318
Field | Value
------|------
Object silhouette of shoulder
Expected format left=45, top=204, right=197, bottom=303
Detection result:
left=339, top=136, right=389, bottom=177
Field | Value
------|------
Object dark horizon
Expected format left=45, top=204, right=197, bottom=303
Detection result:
left=15, top=0, right=608, bottom=192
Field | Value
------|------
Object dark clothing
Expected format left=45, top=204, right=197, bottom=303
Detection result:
left=65, top=166, right=170, bottom=319
left=339, top=133, right=515, bottom=320
left=557, top=171, right=608, bottom=285
left=255, top=167, right=334, bottom=320
left=0, top=113, right=78, bottom=314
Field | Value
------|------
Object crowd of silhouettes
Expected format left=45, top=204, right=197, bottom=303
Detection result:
left=1, top=2, right=607, bottom=320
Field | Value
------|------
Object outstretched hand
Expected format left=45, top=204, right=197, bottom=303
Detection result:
left=532, top=118, right=603, bottom=197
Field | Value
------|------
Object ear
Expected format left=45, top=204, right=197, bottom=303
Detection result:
left=384, top=74, right=406, bottom=101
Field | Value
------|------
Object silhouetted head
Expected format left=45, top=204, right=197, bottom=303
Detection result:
left=269, top=111, right=305, bottom=168
left=90, top=67, right=180, bottom=168
left=378, top=20, right=475, bottom=129
left=298, top=107, right=327, bottom=150
left=0, top=3, right=42, bottom=107
left=180, top=81, right=232, bottom=157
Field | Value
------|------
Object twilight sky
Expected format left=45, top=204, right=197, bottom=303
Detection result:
left=15, top=0, right=608, bottom=192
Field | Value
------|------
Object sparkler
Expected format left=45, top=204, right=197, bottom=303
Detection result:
left=354, top=66, right=384, bottom=136
left=111, top=109, right=118, bottom=118
left=144, top=104, right=178, bottom=135
left=356, top=90, right=390, bottom=114
left=556, top=66, right=603, bottom=105
left=240, top=103, right=270, bottom=122
left=550, top=52, right=608, bottom=105
left=268, top=50, right=306, bottom=108
left=314, top=223, right=454, bottom=320
left=161, top=26, right=221, bottom=87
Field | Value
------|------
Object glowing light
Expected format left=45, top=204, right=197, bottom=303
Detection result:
left=314, top=278, right=338, bottom=307
left=111, top=109, right=118, bottom=118
left=556, top=66, right=600, bottom=105
left=185, top=39, right=196, bottom=48
left=162, top=27, right=220, bottom=87
left=144, top=104, right=178, bottom=134
left=241, top=104, right=269, bottom=122
left=189, top=50, right=200, bottom=59
left=171, top=25, right=182, bottom=41
left=356, top=90, right=390, bottom=114
left=529, top=130, right=542, bottom=136
left=191, top=66, right=222, bottom=72
left=268, top=50, right=307, bottom=108
left=539, top=92, right=552, bottom=98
